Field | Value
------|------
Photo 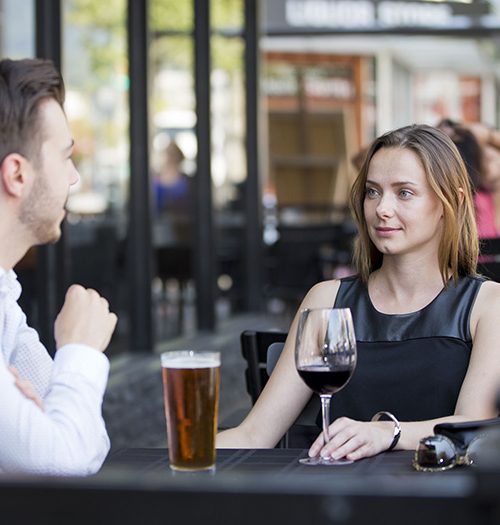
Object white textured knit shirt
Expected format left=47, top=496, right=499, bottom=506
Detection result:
left=0, top=268, right=110, bottom=475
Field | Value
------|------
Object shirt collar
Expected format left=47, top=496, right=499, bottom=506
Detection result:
left=0, top=267, right=20, bottom=298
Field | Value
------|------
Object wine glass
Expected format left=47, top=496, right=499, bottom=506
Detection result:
left=295, top=307, right=357, bottom=466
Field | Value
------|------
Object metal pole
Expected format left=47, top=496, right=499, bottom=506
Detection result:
left=194, top=0, right=216, bottom=331
left=243, top=0, right=263, bottom=311
left=35, top=0, right=64, bottom=356
left=127, top=0, right=153, bottom=350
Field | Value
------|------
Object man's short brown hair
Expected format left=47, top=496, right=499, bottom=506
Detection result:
left=0, top=58, right=65, bottom=166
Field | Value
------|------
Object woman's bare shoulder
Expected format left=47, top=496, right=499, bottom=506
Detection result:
left=471, top=279, right=500, bottom=331
left=301, top=278, right=343, bottom=308
left=475, top=278, right=500, bottom=303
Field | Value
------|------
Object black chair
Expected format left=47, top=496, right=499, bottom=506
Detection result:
left=478, top=237, right=500, bottom=281
left=240, top=330, right=287, bottom=404
left=240, top=330, right=319, bottom=448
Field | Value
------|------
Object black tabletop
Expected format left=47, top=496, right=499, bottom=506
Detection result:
left=0, top=449, right=497, bottom=525
left=103, top=447, right=458, bottom=480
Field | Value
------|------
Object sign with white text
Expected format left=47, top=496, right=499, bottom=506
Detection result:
left=263, top=0, right=498, bottom=33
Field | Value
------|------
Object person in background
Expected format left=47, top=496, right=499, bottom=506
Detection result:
left=218, top=124, right=500, bottom=461
left=437, top=118, right=500, bottom=238
left=466, top=122, right=500, bottom=238
left=436, top=119, right=482, bottom=190
left=153, top=140, right=191, bottom=215
left=0, top=58, right=117, bottom=475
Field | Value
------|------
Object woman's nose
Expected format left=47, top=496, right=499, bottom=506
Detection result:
left=376, top=195, right=395, bottom=218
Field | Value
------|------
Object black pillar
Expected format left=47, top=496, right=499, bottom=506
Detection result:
left=243, top=0, right=263, bottom=311
left=194, top=0, right=216, bottom=331
left=127, top=0, right=153, bottom=351
left=35, top=0, right=65, bottom=356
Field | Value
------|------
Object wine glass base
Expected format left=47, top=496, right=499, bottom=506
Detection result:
left=299, top=457, right=354, bottom=466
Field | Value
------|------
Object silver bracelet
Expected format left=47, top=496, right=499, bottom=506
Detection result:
left=371, top=411, right=401, bottom=451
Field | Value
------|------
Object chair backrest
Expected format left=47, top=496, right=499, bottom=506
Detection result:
left=266, top=342, right=285, bottom=377
left=240, top=330, right=320, bottom=448
left=240, top=330, right=287, bottom=404
left=479, top=237, right=500, bottom=281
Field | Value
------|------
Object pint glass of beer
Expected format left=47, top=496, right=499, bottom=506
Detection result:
left=161, top=350, right=220, bottom=471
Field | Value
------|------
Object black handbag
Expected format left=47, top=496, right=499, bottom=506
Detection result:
left=434, top=418, right=500, bottom=455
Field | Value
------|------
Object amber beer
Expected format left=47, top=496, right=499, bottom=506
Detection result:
left=161, top=351, right=220, bottom=471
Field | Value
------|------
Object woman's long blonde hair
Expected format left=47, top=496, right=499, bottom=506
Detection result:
left=349, top=124, right=479, bottom=285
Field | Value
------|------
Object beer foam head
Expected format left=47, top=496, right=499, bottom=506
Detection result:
left=161, top=351, right=220, bottom=369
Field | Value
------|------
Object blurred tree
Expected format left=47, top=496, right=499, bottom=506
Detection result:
left=66, top=0, right=244, bottom=77
left=65, top=0, right=126, bottom=89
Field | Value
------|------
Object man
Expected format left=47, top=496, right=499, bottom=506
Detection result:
left=0, top=58, right=117, bottom=475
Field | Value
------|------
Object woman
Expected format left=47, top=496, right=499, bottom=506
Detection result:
left=474, top=143, right=500, bottom=238
left=463, top=121, right=500, bottom=238
left=217, top=124, right=500, bottom=461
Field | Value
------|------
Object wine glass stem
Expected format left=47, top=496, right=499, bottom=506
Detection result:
left=320, top=394, right=332, bottom=446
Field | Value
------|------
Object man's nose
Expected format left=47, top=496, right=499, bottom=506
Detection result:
left=69, top=163, right=80, bottom=186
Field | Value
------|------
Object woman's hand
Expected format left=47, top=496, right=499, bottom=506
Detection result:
left=308, top=417, right=396, bottom=462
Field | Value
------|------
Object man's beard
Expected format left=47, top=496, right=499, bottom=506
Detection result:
left=19, top=175, right=65, bottom=245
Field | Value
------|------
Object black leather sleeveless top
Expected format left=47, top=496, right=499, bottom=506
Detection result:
left=328, top=274, right=485, bottom=422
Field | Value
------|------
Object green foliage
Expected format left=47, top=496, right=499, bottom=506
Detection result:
left=150, top=0, right=193, bottom=31
left=212, top=0, right=244, bottom=29
left=65, top=0, right=125, bottom=29
left=212, top=35, right=243, bottom=72
left=150, top=36, right=193, bottom=71
left=64, top=0, right=126, bottom=87
left=65, top=0, right=245, bottom=90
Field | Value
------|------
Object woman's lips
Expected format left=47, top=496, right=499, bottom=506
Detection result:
left=375, top=227, right=401, bottom=237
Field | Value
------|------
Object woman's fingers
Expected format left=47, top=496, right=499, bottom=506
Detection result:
left=308, top=417, right=391, bottom=462
left=308, top=416, right=353, bottom=458
left=345, top=444, right=373, bottom=462
left=308, top=432, right=325, bottom=457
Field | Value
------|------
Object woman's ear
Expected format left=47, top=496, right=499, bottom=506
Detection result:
left=457, top=187, right=465, bottom=204
left=0, top=153, right=29, bottom=197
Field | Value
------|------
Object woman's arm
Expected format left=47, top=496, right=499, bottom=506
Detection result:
left=309, top=280, right=500, bottom=462
left=217, top=280, right=341, bottom=448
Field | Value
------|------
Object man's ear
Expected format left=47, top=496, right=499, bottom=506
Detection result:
left=0, top=153, right=30, bottom=197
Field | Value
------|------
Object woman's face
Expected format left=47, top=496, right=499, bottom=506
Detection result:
left=481, top=145, right=500, bottom=191
left=363, top=147, right=444, bottom=259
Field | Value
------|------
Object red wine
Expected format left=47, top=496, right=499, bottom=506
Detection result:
left=298, top=365, right=353, bottom=395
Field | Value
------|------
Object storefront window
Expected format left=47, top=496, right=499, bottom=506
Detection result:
left=0, top=0, right=34, bottom=58
left=150, top=0, right=196, bottom=342
left=212, top=2, right=246, bottom=316
left=62, top=0, right=129, bottom=355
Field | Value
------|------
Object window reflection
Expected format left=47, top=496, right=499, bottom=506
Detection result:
left=62, top=0, right=129, bottom=355
left=0, top=0, right=34, bottom=58
left=150, top=3, right=197, bottom=342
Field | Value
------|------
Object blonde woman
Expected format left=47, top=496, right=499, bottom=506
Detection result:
left=218, top=124, right=500, bottom=461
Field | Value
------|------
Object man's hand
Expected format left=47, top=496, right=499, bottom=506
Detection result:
left=55, top=285, right=118, bottom=353
left=9, top=366, right=44, bottom=410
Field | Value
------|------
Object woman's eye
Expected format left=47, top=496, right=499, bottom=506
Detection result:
left=365, top=187, right=378, bottom=198
left=399, top=189, right=412, bottom=199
